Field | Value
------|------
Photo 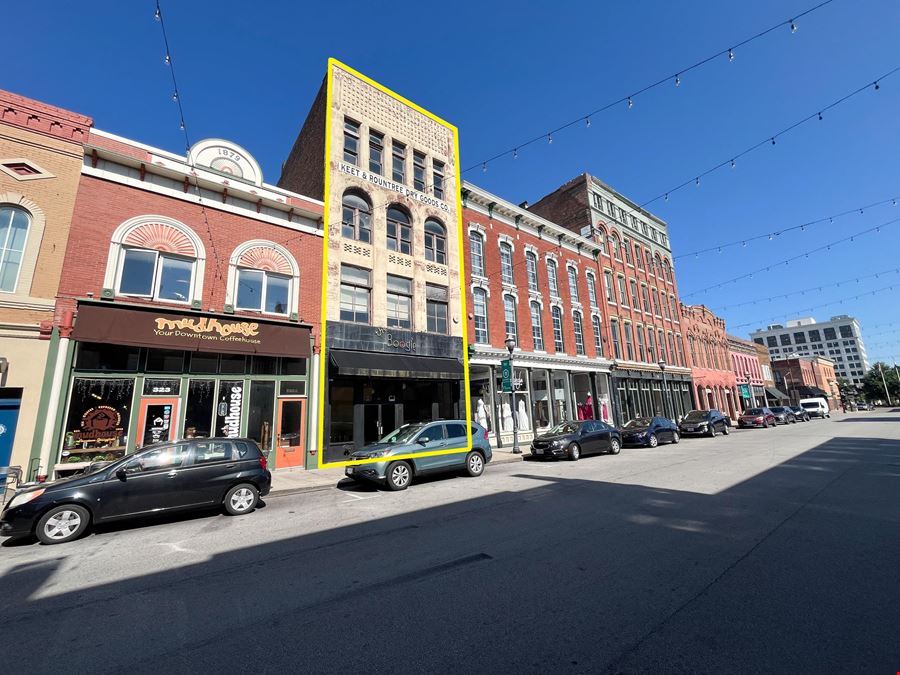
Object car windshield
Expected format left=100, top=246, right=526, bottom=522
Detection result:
left=546, top=421, right=581, bottom=435
left=378, top=424, right=424, bottom=444
left=683, top=411, right=709, bottom=421
left=770, top=407, right=786, bottom=413
left=625, top=418, right=653, bottom=428
left=801, top=402, right=819, bottom=409
left=744, top=408, right=764, bottom=416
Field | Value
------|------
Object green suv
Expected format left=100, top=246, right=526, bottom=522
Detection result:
left=345, top=420, right=492, bottom=490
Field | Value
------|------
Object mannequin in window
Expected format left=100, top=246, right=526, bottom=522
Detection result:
left=476, top=398, right=489, bottom=430
left=517, top=399, right=529, bottom=430
left=501, top=400, right=514, bottom=432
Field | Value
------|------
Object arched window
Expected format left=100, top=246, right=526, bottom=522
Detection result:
left=663, top=259, right=672, bottom=282
left=231, top=242, right=298, bottom=315
left=530, top=301, right=544, bottom=350
left=526, top=251, right=539, bottom=292
left=551, top=306, right=565, bottom=352
left=586, top=272, right=598, bottom=308
left=424, top=219, right=446, bottom=264
left=573, top=311, right=585, bottom=355
left=547, top=259, right=559, bottom=297
left=592, top=315, right=604, bottom=357
left=473, top=287, right=489, bottom=343
left=0, top=204, right=31, bottom=293
left=500, top=242, right=514, bottom=284
left=634, top=243, right=643, bottom=270
left=609, top=234, right=621, bottom=261
left=596, top=226, right=607, bottom=255
left=503, top=294, right=518, bottom=340
left=342, top=191, right=372, bottom=243
left=386, top=205, right=411, bottom=254
left=111, top=216, right=204, bottom=304
left=567, top=265, right=579, bottom=303
left=469, top=231, right=485, bottom=277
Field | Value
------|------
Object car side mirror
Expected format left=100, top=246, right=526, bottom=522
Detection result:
left=115, top=467, right=127, bottom=481
left=417, top=438, right=428, bottom=446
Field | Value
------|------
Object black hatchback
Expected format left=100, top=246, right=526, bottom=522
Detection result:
left=530, top=420, right=622, bottom=461
left=1, top=438, right=271, bottom=545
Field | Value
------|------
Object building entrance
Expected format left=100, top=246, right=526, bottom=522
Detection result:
left=363, top=403, right=400, bottom=445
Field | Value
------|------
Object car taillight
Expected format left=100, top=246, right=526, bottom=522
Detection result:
left=259, top=454, right=268, bottom=471
left=483, top=427, right=489, bottom=440
left=754, top=417, right=763, bottom=422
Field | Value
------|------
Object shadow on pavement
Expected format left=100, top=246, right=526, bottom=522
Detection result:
left=1, top=432, right=899, bottom=674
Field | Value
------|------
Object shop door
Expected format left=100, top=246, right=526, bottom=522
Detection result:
left=137, top=398, right=180, bottom=448
left=276, top=398, right=307, bottom=468
left=362, top=404, right=399, bottom=446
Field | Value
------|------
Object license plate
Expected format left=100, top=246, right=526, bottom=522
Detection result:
left=685, top=427, right=696, bottom=432
left=532, top=448, right=543, bottom=455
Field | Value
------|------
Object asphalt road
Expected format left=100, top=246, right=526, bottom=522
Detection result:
left=2, top=411, right=899, bottom=674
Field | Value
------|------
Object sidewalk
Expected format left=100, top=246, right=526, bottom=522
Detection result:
left=270, top=447, right=526, bottom=496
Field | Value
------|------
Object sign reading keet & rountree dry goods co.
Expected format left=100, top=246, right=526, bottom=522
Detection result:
left=72, top=304, right=310, bottom=358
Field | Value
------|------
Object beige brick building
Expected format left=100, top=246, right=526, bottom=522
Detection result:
left=280, top=61, right=466, bottom=462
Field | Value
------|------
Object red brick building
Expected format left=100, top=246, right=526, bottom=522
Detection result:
left=771, top=356, right=838, bottom=404
left=32, top=129, right=324, bottom=478
left=462, top=177, right=694, bottom=442
left=728, top=335, right=766, bottom=410
left=680, top=304, right=738, bottom=419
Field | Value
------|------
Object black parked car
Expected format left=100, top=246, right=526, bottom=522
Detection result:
left=678, top=409, right=731, bottom=437
left=788, top=406, right=810, bottom=422
left=621, top=416, right=679, bottom=447
left=1, top=438, right=271, bottom=545
left=769, top=406, right=797, bottom=425
left=530, top=420, right=621, bottom=461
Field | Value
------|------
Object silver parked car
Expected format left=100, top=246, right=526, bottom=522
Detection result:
left=345, top=420, right=492, bottom=490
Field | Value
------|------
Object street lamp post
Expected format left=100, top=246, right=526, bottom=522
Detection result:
left=658, top=359, right=672, bottom=421
left=745, top=369, right=756, bottom=407
left=505, top=336, right=521, bottom=454
left=878, top=363, right=893, bottom=406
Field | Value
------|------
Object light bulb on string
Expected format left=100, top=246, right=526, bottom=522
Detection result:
left=172, top=91, right=178, bottom=102
left=627, top=97, right=633, bottom=109
left=771, top=137, right=776, bottom=145
left=179, top=121, right=185, bottom=131
left=482, top=162, right=487, bottom=173
left=585, top=117, right=591, bottom=128
left=731, top=159, right=736, bottom=169
left=513, top=148, right=518, bottom=160
left=547, top=133, right=553, bottom=144
left=675, top=74, right=681, bottom=87
left=728, top=48, right=734, bottom=62
left=790, top=19, right=797, bottom=33
left=818, top=112, right=823, bottom=121
left=164, top=54, right=170, bottom=65
left=154, top=6, right=161, bottom=20
left=874, top=81, right=880, bottom=91
left=695, top=177, right=700, bottom=187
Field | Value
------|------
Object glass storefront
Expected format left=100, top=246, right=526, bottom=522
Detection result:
left=56, top=342, right=310, bottom=477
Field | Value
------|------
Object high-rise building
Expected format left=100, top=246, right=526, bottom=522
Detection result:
left=750, top=315, right=869, bottom=385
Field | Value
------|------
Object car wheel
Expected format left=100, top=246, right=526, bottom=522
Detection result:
left=224, top=483, right=259, bottom=515
left=386, top=461, right=412, bottom=491
left=647, top=434, right=658, bottom=448
left=826, top=414, right=831, bottom=418
left=723, top=424, right=730, bottom=435
left=567, top=443, right=581, bottom=461
left=609, top=438, right=621, bottom=455
left=672, top=431, right=680, bottom=444
left=464, top=451, right=485, bottom=477
left=36, top=505, right=90, bottom=545
left=708, top=425, right=717, bottom=438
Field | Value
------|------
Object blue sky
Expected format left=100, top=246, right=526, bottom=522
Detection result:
left=6, top=0, right=900, bottom=360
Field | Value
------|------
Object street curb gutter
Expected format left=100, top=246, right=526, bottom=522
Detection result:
left=267, top=453, right=526, bottom=499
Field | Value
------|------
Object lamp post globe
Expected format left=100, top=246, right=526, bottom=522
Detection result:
left=505, top=336, right=516, bottom=354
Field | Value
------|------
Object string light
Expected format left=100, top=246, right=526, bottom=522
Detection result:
left=482, top=162, right=487, bottom=173
left=513, top=148, right=518, bottom=159
left=675, top=74, right=681, bottom=87
left=790, top=19, right=797, bottom=32
left=547, top=133, right=553, bottom=144
left=728, top=48, right=735, bottom=62
left=164, top=54, right=170, bottom=64
left=771, top=137, right=776, bottom=145
left=695, top=177, right=700, bottom=186
left=731, top=159, right=736, bottom=169
left=874, top=81, right=880, bottom=90
left=818, top=111, right=823, bottom=120
left=585, top=117, right=591, bottom=128
left=171, top=91, right=178, bottom=101
left=627, top=97, right=634, bottom=109
left=154, top=6, right=160, bottom=20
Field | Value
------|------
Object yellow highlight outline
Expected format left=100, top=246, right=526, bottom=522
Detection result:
left=316, top=58, right=472, bottom=469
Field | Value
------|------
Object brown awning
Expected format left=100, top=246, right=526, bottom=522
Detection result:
left=72, top=303, right=310, bottom=358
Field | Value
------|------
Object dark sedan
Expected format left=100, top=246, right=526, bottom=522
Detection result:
left=678, top=409, right=731, bottom=437
left=738, top=407, right=776, bottom=428
left=1, top=438, right=271, bottom=545
left=789, top=406, right=811, bottom=422
left=621, top=416, right=679, bottom=448
left=530, top=420, right=621, bottom=461
left=769, top=406, right=797, bottom=425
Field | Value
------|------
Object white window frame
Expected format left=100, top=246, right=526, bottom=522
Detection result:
left=116, top=247, right=196, bottom=305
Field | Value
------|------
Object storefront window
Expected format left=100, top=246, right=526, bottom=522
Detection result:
left=249, top=381, right=276, bottom=452
left=61, top=378, right=134, bottom=463
left=532, top=371, right=551, bottom=429
left=252, top=356, right=277, bottom=375
left=470, top=369, right=494, bottom=434
left=330, top=385, right=354, bottom=445
left=75, top=343, right=140, bottom=371
left=189, top=352, right=219, bottom=374
left=221, top=354, right=248, bottom=374
left=184, top=379, right=215, bottom=438
left=146, top=349, right=184, bottom=373
left=280, top=358, right=307, bottom=376
left=214, top=379, right=244, bottom=438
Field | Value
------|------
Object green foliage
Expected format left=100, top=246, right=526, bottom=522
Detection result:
left=861, top=362, right=900, bottom=402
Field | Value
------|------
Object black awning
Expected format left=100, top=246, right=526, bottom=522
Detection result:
left=795, top=385, right=828, bottom=397
left=330, top=350, right=464, bottom=379
left=765, top=386, right=790, bottom=400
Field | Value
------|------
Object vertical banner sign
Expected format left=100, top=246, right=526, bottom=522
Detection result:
left=501, top=360, right=513, bottom=393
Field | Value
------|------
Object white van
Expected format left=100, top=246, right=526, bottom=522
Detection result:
left=799, top=398, right=830, bottom=419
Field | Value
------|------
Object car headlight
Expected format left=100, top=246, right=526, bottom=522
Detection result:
left=367, top=450, right=388, bottom=458
left=551, top=440, right=563, bottom=448
left=7, top=488, right=45, bottom=510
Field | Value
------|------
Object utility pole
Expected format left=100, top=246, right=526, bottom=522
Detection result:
left=878, top=363, right=893, bottom=406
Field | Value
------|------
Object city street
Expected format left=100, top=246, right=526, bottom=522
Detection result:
left=2, top=411, right=899, bottom=674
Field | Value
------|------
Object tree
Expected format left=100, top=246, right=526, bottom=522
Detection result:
left=860, top=362, right=900, bottom=402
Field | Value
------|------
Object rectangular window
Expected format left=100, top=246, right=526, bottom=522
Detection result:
left=669, top=295, right=678, bottom=321
left=119, top=249, right=194, bottom=303
left=386, top=216, right=412, bottom=255
left=623, top=239, right=633, bottom=265
left=651, top=288, right=661, bottom=316
left=794, top=332, right=807, bottom=344
left=567, top=266, right=579, bottom=303
left=780, top=334, right=792, bottom=346
left=530, top=303, right=544, bottom=350
left=547, top=260, right=560, bottom=297
left=592, top=193, right=603, bottom=210
left=470, top=233, right=485, bottom=277
left=641, top=285, right=650, bottom=314
left=592, top=315, right=604, bottom=357
left=386, top=275, right=412, bottom=329
left=604, top=271, right=614, bottom=302
left=526, top=253, right=539, bottom=292
left=574, top=313, right=585, bottom=356
left=839, top=325, right=853, bottom=338
left=339, top=265, right=370, bottom=324
left=413, top=151, right=426, bottom=191
left=552, top=307, right=565, bottom=352
left=473, top=289, right=488, bottom=343
left=824, top=327, right=837, bottom=340
left=676, top=335, right=685, bottom=366
left=624, top=323, right=634, bottom=360
left=503, top=295, right=518, bottom=339
left=500, top=244, right=514, bottom=284
left=433, top=160, right=445, bottom=200
left=637, top=326, right=646, bottom=361
left=236, top=269, right=290, bottom=315
left=658, top=329, right=667, bottom=362
left=662, top=294, right=671, bottom=320
left=0, top=206, right=30, bottom=292
left=808, top=329, right=821, bottom=342
left=617, top=276, right=628, bottom=306
left=766, top=336, right=777, bottom=347
left=610, top=319, right=622, bottom=359
left=391, top=140, right=406, bottom=184
left=586, top=274, right=598, bottom=308
left=647, top=328, right=656, bottom=362
left=426, top=284, right=448, bottom=334
left=343, top=118, right=360, bottom=165
left=369, top=130, right=384, bottom=175
left=635, top=244, right=644, bottom=270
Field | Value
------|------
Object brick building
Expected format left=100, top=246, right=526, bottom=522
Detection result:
left=680, top=304, right=738, bottom=419
left=30, top=126, right=323, bottom=480
left=0, top=90, right=92, bottom=480
left=526, top=173, right=694, bottom=423
left=728, top=335, right=766, bottom=410
left=771, top=356, right=838, bottom=405
left=756, top=342, right=789, bottom=406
